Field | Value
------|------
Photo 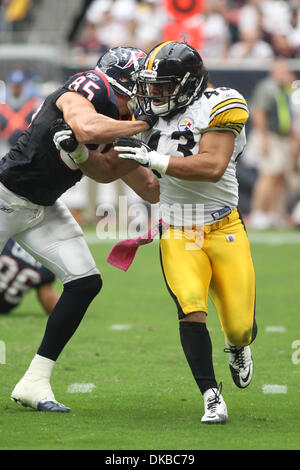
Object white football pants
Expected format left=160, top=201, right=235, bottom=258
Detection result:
left=0, top=182, right=99, bottom=284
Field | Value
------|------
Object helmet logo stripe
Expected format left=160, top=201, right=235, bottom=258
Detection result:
left=147, top=41, right=174, bottom=70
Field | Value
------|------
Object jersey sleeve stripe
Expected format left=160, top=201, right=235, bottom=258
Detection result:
left=209, top=107, right=249, bottom=128
left=208, top=108, right=249, bottom=133
left=210, top=103, right=249, bottom=122
left=203, top=125, right=242, bottom=137
left=215, top=124, right=244, bottom=133
left=210, top=98, right=248, bottom=117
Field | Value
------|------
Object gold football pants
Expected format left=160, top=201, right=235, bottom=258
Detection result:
left=160, top=209, right=256, bottom=346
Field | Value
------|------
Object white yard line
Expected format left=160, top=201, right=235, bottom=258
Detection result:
left=248, top=232, right=300, bottom=245
left=265, top=326, right=286, bottom=333
left=109, top=324, right=132, bottom=331
left=67, top=383, right=96, bottom=393
left=262, top=384, right=288, bottom=394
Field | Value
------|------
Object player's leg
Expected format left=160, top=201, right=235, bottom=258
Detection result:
left=207, top=210, right=256, bottom=388
left=0, top=182, right=35, bottom=252
left=11, top=200, right=102, bottom=412
left=0, top=182, right=47, bottom=307
left=160, top=226, right=227, bottom=424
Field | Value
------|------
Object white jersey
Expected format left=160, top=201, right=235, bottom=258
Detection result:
left=139, top=87, right=249, bottom=226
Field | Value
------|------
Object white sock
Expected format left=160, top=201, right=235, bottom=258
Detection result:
left=25, top=354, right=55, bottom=379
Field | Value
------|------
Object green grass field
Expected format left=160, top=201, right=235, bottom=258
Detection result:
left=1, top=229, right=300, bottom=451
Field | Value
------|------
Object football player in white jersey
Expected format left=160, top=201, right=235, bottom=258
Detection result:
left=114, top=41, right=257, bottom=424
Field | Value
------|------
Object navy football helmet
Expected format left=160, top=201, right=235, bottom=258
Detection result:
left=96, top=46, right=147, bottom=97
left=136, top=41, right=208, bottom=116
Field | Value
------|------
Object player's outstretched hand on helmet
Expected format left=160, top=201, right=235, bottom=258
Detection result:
left=114, top=137, right=170, bottom=175
left=51, top=118, right=89, bottom=164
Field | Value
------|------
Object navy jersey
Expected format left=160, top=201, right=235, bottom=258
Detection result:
left=0, top=238, right=56, bottom=313
left=0, top=70, right=119, bottom=206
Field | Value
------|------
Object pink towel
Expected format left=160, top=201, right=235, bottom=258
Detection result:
left=106, top=220, right=169, bottom=271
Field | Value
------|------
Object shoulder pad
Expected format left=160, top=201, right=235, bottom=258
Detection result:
left=63, top=70, right=118, bottom=116
left=202, top=87, right=249, bottom=136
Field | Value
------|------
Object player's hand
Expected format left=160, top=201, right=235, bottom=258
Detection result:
left=51, top=118, right=89, bottom=164
left=114, top=137, right=170, bottom=174
left=134, top=109, right=158, bottom=129
left=50, top=118, right=78, bottom=152
left=114, top=137, right=151, bottom=166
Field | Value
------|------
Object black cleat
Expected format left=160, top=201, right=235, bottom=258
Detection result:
left=37, top=400, right=71, bottom=412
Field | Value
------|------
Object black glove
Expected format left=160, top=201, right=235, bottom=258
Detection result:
left=135, top=111, right=158, bottom=129
left=113, top=136, right=151, bottom=152
left=50, top=118, right=78, bottom=153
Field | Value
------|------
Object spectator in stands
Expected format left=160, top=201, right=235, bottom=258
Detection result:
left=223, top=0, right=244, bottom=45
left=247, top=59, right=296, bottom=229
left=0, top=1, right=6, bottom=37
left=71, top=20, right=108, bottom=67
left=288, top=78, right=300, bottom=225
left=291, top=79, right=300, bottom=170
left=237, top=1, right=292, bottom=49
left=133, top=0, right=165, bottom=53
left=237, top=0, right=266, bottom=36
left=3, top=0, right=33, bottom=34
left=201, top=0, right=231, bottom=60
left=287, top=5, right=300, bottom=57
left=84, top=0, right=136, bottom=48
left=0, top=69, right=41, bottom=154
left=228, top=27, right=274, bottom=60
left=271, top=33, right=295, bottom=58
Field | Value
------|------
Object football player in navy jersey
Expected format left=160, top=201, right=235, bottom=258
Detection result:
left=0, top=238, right=59, bottom=315
left=0, top=46, right=159, bottom=413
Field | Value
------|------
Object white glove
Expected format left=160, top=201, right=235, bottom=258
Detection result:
left=53, top=130, right=89, bottom=164
left=114, top=137, right=170, bottom=175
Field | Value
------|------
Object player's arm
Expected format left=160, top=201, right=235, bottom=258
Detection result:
left=114, top=89, right=249, bottom=181
left=52, top=123, right=160, bottom=202
left=163, top=130, right=235, bottom=182
left=36, top=284, right=60, bottom=315
left=114, top=131, right=235, bottom=182
left=81, top=147, right=160, bottom=203
left=80, top=146, right=140, bottom=182
left=121, top=167, right=160, bottom=204
left=56, top=92, right=151, bottom=145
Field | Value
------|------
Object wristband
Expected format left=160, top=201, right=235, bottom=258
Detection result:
left=69, top=143, right=89, bottom=164
left=148, top=151, right=170, bottom=175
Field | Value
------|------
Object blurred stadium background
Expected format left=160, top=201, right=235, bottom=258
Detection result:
left=1, top=1, right=300, bottom=451
left=1, top=0, right=300, bottom=230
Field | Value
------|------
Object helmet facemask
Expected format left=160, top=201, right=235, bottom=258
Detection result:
left=95, top=67, right=137, bottom=97
left=137, top=69, right=204, bottom=117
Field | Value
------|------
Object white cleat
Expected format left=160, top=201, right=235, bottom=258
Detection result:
left=11, top=373, right=70, bottom=412
left=224, top=340, right=253, bottom=389
left=201, top=383, right=228, bottom=424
